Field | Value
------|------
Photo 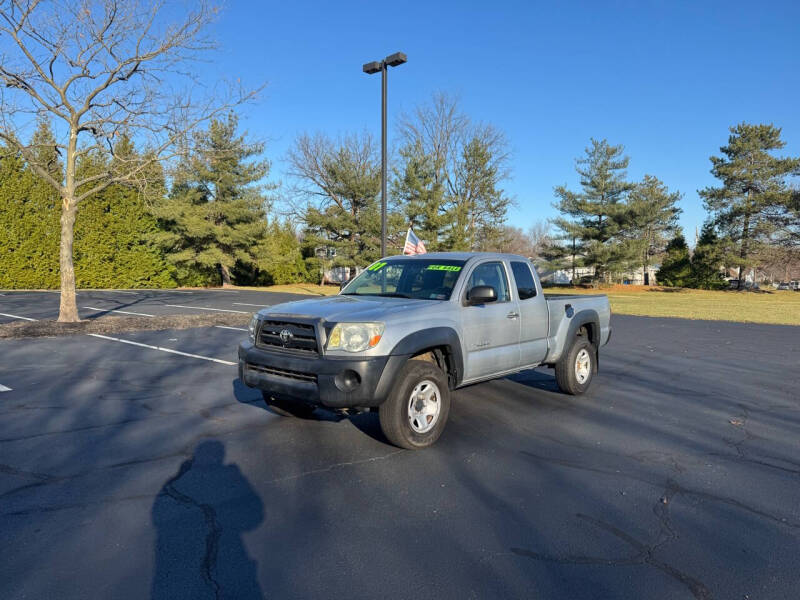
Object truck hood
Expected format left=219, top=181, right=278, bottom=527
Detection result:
left=258, top=294, right=442, bottom=322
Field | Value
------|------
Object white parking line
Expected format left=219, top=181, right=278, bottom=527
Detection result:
left=84, top=306, right=155, bottom=317
left=87, top=334, right=236, bottom=366
left=0, top=312, right=37, bottom=321
left=215, top=325, right=248, bottom=331
left=165, top=304, right=250, bottom=314
left=232, top=303, right=271, bottom=308
left=0, top=384, right=12, bottom=392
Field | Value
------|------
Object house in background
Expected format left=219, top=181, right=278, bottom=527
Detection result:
left=324, top=265, right=364, bottom=284
left=538, top=263, right=660, bottom=286
left=314, top=246, right=365, bottom=284
left=623, top=265, right=660, bottom=285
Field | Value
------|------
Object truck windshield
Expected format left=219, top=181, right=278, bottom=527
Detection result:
left=341, top=259, right=466, bottom=300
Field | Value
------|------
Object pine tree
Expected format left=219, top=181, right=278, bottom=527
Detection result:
left=623, top=175, right=682, bottom=285
left=253, top=221, right=308, bottom=285
left=656, top=232, right=691, bottom=287
left=392, top=140, right=448, bottom=250
left=74, top=137, right=175, bottom=289
left=689, top=222, right=726, bottom=289
left=395, top=94, right=512, bottom=252
left=447, top=136, right=512, bottom=251
left=553, top=139, right=635, bottom=281
left=699, top=123, right=800, bottom=289
left=152, top=113, right=272, bottom=286
left=290, top=132, right=403, bottom=271
left=0, top=121, right=61, bottom=289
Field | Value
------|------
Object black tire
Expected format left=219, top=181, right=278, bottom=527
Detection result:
left=555, top=338, right=596, bottom=395
left=379, top=359, right=451, bottom=450
left=262, top=391, right=316, bottom=418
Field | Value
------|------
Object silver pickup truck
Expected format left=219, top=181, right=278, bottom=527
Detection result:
left=239, top=252, right=611, bottom=449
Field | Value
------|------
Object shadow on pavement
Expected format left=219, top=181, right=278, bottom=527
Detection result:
left=231, top=378, right=389, bottom=444
left=505, top=367, right=561, bottom=392
left=151, top=440, right=263, bottom=600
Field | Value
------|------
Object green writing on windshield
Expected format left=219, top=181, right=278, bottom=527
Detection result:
left=426, top=265, right=462, bottom=272
left=367, top=261, right=387, bottom=271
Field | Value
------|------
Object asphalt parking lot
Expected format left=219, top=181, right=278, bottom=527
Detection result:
left=0, top=288, right=309, bottom=323
left=1, top=291, right=798, bottom=599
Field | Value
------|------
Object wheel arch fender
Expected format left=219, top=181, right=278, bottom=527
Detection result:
left=546, top=309, right=601, bottom=364
left=373, top=327, right=464, bottom=402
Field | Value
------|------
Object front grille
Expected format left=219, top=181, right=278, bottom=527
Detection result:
left=246, top=362, right=317, bottom=383
left=256, top=320, right=319, bottom=355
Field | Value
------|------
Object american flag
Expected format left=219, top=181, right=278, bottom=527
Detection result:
left=403, top=228, right=427, bottom=255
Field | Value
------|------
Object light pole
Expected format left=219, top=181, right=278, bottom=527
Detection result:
left=363, top=51, right=406, bottom=258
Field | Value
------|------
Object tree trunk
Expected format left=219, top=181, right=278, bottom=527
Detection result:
left=58, top=125, right=80, bottom=322
left=571, top=237, right=577, bottom=284
left=220, top=264, right=233, bottom=287
left=736, top=212, right=750, bottom=290
left=737, top=200, right=752, bottom=291
left=57, top=198, right=79, bottom=322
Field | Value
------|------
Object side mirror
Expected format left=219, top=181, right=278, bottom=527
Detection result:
left=340, top=279, right=350, bottom=291
left=466, top=285, right=497, bottom=305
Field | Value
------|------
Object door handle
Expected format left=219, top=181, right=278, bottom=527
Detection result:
left=507, top=311, right=519, bottom=319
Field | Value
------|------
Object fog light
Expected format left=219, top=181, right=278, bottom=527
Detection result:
left=335, top=369, right=361, bottom=392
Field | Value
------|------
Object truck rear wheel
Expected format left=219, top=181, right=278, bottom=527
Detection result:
left=379, top=359, right=451, bottom=450
left=555, top=338, right=596, bottom=395
left=262, top=392, right=315, bottom=418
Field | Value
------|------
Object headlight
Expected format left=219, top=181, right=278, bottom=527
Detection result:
left=326, top=322, right=384, bottom=352
left=248, top=314, right=259, bottom=342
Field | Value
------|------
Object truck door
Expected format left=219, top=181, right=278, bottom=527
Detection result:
left=460, top=260, right=521, bottom=380
left=510, top=260, right=549, bottom=366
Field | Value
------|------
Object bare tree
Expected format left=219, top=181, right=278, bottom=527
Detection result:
left=287, top=132, right=400, bottom=273
left=753, top=244, right=800, bottom=283
left=488, top=221, right=553, bottom=258
left=0, top=0, right=255, bottom=321
left=396, top=92, right=512, bottom=250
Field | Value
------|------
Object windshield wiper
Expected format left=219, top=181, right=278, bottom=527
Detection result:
left=347, top=292, right=413, bottom=298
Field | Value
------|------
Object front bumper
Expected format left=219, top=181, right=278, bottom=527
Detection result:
left=238, top=341, right=392, bottom=408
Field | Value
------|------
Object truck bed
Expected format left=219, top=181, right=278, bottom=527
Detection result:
left=542, top=292, right=612, bottom=363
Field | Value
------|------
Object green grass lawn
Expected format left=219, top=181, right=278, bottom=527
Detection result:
left=236, top=283, right=340, bottom=296
left=246, top=282, right=800, bottom=326
left=547, top=286, right=800, bottom=326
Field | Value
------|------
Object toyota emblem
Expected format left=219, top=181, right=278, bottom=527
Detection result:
left=279, top=329, right=293, bottom=345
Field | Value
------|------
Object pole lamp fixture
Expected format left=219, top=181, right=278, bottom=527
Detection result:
left=363, top=51, right=407, bottom=258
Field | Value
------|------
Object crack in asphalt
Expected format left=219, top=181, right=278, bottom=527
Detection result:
left=266, top=449, right=405, bottom=484
left=0, top=417, right=153, bottom=443
left=519, top=450, right=799, bottom=530
left=711, top=404, right=800, bottom=474
left=0, top=398, right=260, bottom=443
left=0, top=462, right=56, bottom=481
left=4, top=492, right=159, bottom=516
left=0, top=423, right=263, bottom=506
left=0, top=427, right=403, bottom=517
left=511, top=482, right=713, bottom=600
left=158, top=457, right=222, bottom=599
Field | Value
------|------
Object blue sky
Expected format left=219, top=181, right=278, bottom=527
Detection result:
left=210, top=0, right=800, bottom=242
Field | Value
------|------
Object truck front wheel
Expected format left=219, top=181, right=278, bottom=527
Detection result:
left=379, top=359, right=451, bottom=449
left=555, top=338, right=596, bottom=395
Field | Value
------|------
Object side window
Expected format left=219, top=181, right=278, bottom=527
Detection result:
left=511, top=261, right=537, bottom=300
left=467, top=262, right=510, bottom=303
